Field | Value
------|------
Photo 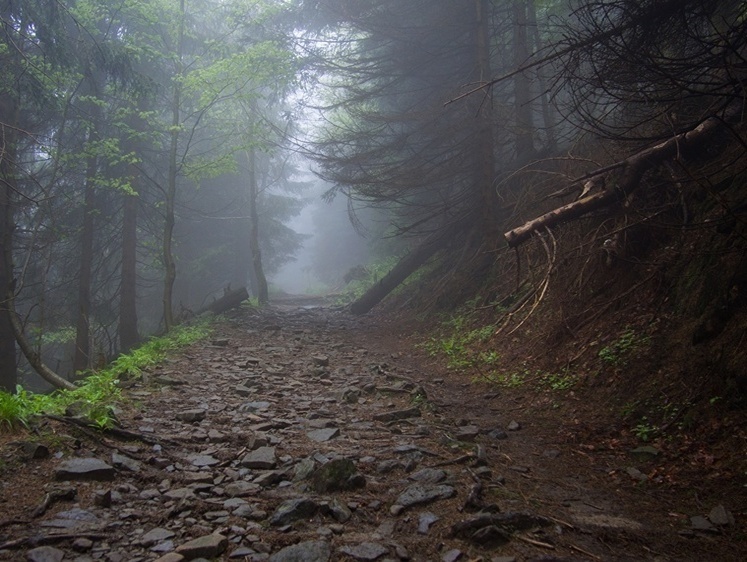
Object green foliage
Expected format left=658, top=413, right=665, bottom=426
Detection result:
left=0, top=320, right=212, bottom=430
left=632, top=417, right=658, bottom=442
left=421, top=314, right=497, bottom=371
left=598, top=328, right=650, bottom=366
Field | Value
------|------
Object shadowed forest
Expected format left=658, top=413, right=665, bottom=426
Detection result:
left=1, top=1, right=747, bottom=561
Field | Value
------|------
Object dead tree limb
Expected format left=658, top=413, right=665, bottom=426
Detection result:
left=200, top=286, right=249, bottom=315
left=504, top=113, right=734, bottom=247
left=6, top=291, right=76, bottom=390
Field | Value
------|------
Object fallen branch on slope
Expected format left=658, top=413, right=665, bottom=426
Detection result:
left=504, top=112, right=738, bottom=247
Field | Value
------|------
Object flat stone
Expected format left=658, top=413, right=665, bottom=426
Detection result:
left=240, top=401, right=272, bottom=412
left=442, top=549, right=462, bottom=562
left=630, top=445, right=660, bottom=461
left=176, top=409, right=206, bottom=422
left=691, top=515, right=717, bottom=532
left=408, top=468, right=447, bottom=484
left=240, top=446, right=276, bottom=469
left=188, top=453, right=220, bottom=467
left=55, top=458, right=115, bottom=481
left=27, top=546, right=65, bottom=562
left=338, top=542, right=389, bottom=561
left=224, top=481, right=261, bottom=497
left=112, top=452, right=141, bottom=472
left=269, top=540, right=331, bottom=562
left=307, top=428, right=340, bottom=442
left=270, top=497, right=319, bottom=526
left=175, top=533, right=228, bottom=558
left=507, top=420, right=521, bottom=431
left=141, top=527, right=176, bottom=547
left=709, top=504, right=735, bottom=527
left=373, top=407, right=421, bottom=422
left=394, top=484, right=456, bottom=511
left=154, top=554, right=186, bottom=562
left=418, top=511, right=440, bottom=534
left=454, top=425, right=480, bottom=442
left=21, top=442, right=49, bottom=459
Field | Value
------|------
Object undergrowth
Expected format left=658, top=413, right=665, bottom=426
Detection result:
left=0, top=320, right=212, bottom=430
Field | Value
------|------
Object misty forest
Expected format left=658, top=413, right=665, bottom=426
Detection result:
left=1, top=0, right=747, bottom=560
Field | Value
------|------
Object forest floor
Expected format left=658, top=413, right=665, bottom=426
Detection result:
left=0, top=296, right=744, bottom=562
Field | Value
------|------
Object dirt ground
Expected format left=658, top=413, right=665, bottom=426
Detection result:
left=0, top=296, right=744, bottom=561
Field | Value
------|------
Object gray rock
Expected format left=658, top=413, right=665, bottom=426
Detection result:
left=709, top=504, right=735, bottom=527
left=490, top=557, right=516, bottom=562
left=240, top=446, right=277, bottom=469
left=27, top=546, right=65, bottom=562
left=21, top=442, right=49, bottom=459
left=268, top=540, right=331, bottom=562
left=691, top=515, right=717, bottom=532
left=240, top=401, right=272, bottom=412
left=418, top=511, right=439, bottom=534
left=294, top=458, right=316, bottom=481
left=455, top=426, right=480, bottom=442
left=307, top=428, right=340, bottom=442
left=408, top=468, right=447, bottom=484
left=141, top=527, right=176, bottom=547
left=310, top=458, right=365, bottom=493
left=507, top=420, right=521, bottom=431
left=327, top=498, right=352, bottom=523
left=488, top=429, right=508, bottom=440
left=312, top=355, right=330, bottom=367
left=188, top=453, right=219, bottom=467
left=338, top=542, right=388, bottom=561
left=373, top=407, right=421, bottom=422
left=270, top=497, right=319, bottom=526
left=153, top=554, right=185, bottom=562
left=176, top=408, right=206, bottom=422
left=630, top=445, right=660, bottom=461
left=224, top=481, right=261, bottom=497
left=175, top=533, right=228, bottom=558
left=112, top=452, right=141, bottom=472
left=394, top=484, right=456, bottom=511
left=442, top=550, right=462, bottom=562
left=55, top=458, right=115, bottom=481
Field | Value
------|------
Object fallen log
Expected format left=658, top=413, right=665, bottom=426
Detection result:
left=203, top=286, right=249, bottom=315
left=349, top=224, right=461, bottom=315
left=504, top=112, right=735, bottom=247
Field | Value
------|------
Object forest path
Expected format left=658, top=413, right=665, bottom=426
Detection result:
left=1, top=301, right=737, bottom=561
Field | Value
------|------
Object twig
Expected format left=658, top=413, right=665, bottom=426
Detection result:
left=569, top=543, right=602, bottom=560
left=516, top=534, right=555, bottom=549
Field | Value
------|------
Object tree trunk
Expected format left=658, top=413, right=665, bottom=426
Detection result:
left=475, top=0, right=499, bottom=237
left=247, top=148, right=268, bottom=304
left=202, top=286, right=249, bottom=315
left=163, top=0, right=185, bottom=331
left=512, top=0, right=535, bottom=159
left=350, top=230, right=452, bottom=315
left=73, top=154, right=97, bottom=373
left=0, top=11, right=19, bottom=391
left=119, top=189, right=139, bottom=352
left=526, top=0, right=556, bottom=152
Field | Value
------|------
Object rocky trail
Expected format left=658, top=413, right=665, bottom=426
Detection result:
left=0, top=299, right=741, bottom=562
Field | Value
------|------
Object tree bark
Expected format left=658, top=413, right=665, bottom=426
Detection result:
left=119, top=189, right=139, bottom=352
left=247, top=148, right=268, bottom=304
left=350, top=230, right=452, bottom=315
left=504, top=113, right=733, bottom=247
left=202, top=286, right=249, bottom=315
left=163, top=0, right=186, bottom=331
left=0, top=10, right=19, bottom=391
left=7, top=291, right=76, bottom=391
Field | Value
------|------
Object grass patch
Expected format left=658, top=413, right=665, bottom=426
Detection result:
left=0, top=320, right=212, bottom=430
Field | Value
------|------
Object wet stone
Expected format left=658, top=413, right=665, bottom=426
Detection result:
left=408, top=468, right=447, bottom=484
left=338, top=542, right=389, bottom=561
left=175, top=533, right=228, bottom=559
left=268, top=540, right=331, bottom=562
left=307, top=428, right=340, bottom=442
left=27, top=546, right=65, bottom=562
left=442, top=549, right=462, bottom=562
left=507, top=420, right=521, bottom=431
left=455, top=425, right=480, bottom=442
left=176, top=409, right=206, bottom=422
left=141, top=528, right=176, bottom=547
left=112, top=452, right=141, bottom=472
left=393, top=484, right=456, bottom=511
left=270, top=497, right=319, bottom=526
left=224, top=481, right=261, bottom=497
left=418, top=511, right=440, bottom=534
left=55, top=458, right=115, bottom=481
left=373, top=407, right=421, bottom=423
left=240, top=446, right=277, bottom=469
left=310, top=458, right=364, bottom=493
